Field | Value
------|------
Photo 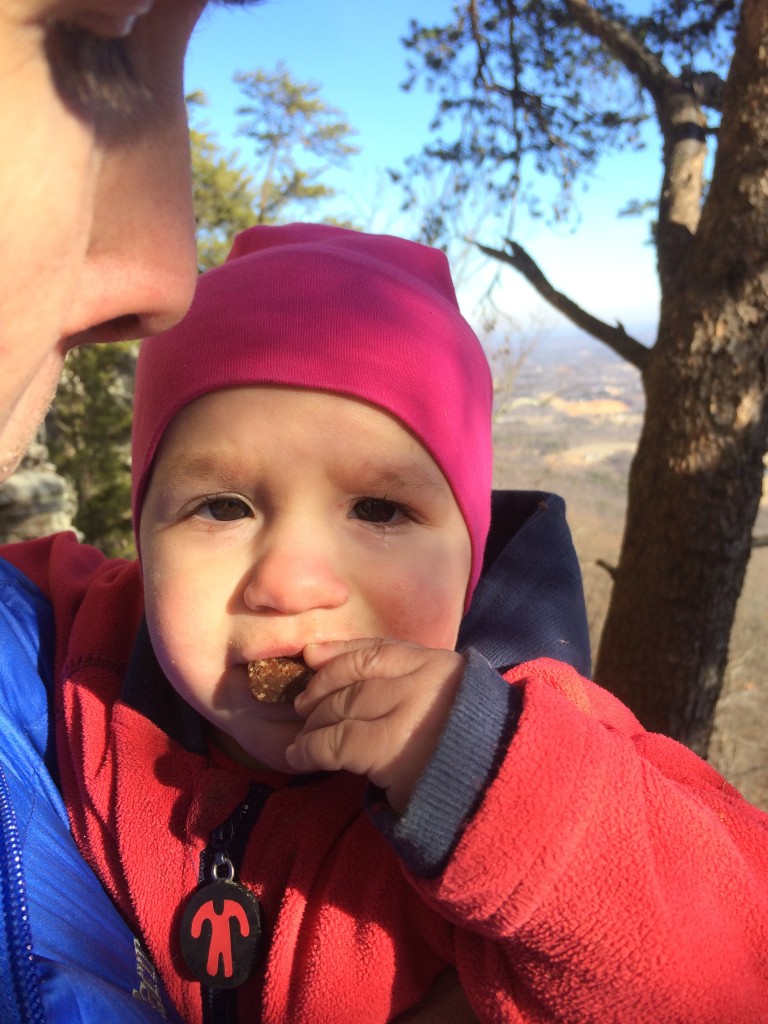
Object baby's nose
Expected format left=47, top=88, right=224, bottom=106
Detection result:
left=242, top=545, right=349, bottom=615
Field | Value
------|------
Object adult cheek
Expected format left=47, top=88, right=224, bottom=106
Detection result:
left=0, top=98, right=97, bottom=442
left=0, top=350, right=67, bottom=480
left=62, top=8, right=200, bottom=343
left=64, top=129, right=196, bottom=343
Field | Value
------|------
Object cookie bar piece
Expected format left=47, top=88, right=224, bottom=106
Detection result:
left=247, top=656, right=315, bottom=704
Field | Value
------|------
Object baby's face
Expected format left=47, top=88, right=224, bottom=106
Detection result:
left=139, top=386, right=472, bottom=772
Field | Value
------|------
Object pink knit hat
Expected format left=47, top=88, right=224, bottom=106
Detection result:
left=132, top=223, right=493, bottom=600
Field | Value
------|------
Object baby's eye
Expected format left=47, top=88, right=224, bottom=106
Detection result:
left=194, top=496, right=253, bottom=522
left=351, top=498, right=406, bottom=525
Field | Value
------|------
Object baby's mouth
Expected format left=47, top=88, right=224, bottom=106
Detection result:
left=247, top=656, right=315, bottom=704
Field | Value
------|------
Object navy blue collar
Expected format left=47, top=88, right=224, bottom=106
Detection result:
left=458, top=491, right=591, bottom=678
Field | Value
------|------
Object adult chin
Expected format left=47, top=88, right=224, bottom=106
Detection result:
left=0, top=354, right=64, bottom=482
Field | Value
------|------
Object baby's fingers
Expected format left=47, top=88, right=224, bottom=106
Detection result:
left=285, top=647, right=466, bottom=811
left=287, top=664, right=423, bottom=779
left=285, top=714, right=384, bottom=776
left=296, top=638, right=404, bottom=716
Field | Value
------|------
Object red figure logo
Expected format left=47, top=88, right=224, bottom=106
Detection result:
left=191, top=899, right=250, bottom=979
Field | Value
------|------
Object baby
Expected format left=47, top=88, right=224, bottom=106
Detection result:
left=5, top=224, right=766, bottom=1024
left=131, top=223, right=495, bottom=816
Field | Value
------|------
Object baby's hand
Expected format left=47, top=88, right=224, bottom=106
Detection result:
left=285, top=639, right=466, bottom=814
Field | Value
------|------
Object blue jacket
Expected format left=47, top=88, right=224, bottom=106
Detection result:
left=0, top=556, right=182, bottom=1022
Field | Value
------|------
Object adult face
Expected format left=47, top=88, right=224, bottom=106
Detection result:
left=0, top=0, right=206, bottom=479
left=139, top=387, right=473, bottom=773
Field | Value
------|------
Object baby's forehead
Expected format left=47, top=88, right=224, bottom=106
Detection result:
left=151, top=384, right=452, bottom=489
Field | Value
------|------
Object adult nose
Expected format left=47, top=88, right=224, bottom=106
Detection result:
left=64, top=37, right=197, bottom=345
left=242, top=531, right=350, bottom=616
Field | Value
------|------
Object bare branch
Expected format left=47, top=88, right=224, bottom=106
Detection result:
left=563, top=0, right=672, bottom=105
left=472, top=238, right=651, bottom=371
left=563, top=0, right=709, bottom=278
left=467, top=0, right=490, bottom=86
left=596, top=559, right=618, bottom=581
left=753, top=536, right=768, bottom=549
left=464, top=2, right=564, bottom=161
left=681, top=69, right=728, bottom=112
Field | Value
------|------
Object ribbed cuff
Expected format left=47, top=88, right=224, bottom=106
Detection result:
left=368, top=648, right=523, bottom=877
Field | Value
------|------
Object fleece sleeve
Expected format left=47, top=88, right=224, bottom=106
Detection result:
left=379, top=655, right=768, bottom=1023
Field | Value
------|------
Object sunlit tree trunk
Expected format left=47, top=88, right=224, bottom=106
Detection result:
left=594, top=0, right=768, bottom=754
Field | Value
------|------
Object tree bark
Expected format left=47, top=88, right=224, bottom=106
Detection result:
left=594, top=0, right=768, bottom=755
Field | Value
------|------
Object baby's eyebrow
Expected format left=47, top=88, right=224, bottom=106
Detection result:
left=341, top=458, right=447, bottom=494
left=162, top=451, right=448, bottom=494
left=164, top=451, right=254, bottom=486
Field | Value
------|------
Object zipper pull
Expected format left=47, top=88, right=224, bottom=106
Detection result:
left=179, top=827, right=262, bottom=989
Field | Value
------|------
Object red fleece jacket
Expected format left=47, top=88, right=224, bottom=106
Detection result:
left=6, top=531, right=768, bottom=1023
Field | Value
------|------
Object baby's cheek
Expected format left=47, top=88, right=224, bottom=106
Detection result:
left=412, top=597, right=465, bottom=650
left=419, top=559, right=471, bottom=648
left=145, top=575, right=212, bottom=667
left=378, top=569, right=465, bottom=650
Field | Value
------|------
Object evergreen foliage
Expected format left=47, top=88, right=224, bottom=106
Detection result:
left=234, top=61, right=359, bottom=223
left=45, top=342, right=137, bottom=558
left=189, top=92, right=260, bottom=271
left=398, top=0, right=735, bottom=240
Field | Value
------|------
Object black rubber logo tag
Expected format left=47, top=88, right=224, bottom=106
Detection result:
left=180, top=880, right=262, bottom=989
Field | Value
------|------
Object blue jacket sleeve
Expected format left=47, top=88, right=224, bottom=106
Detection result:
left=0, top=556, right=181, bottom=1024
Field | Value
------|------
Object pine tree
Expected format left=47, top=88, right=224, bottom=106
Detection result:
left=401, top=0, right=765, bottom=753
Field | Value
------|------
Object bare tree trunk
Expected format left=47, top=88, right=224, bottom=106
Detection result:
left=594, top=0, right=768, bottom=755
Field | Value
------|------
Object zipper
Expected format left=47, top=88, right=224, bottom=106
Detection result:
left=200, top=782, right=274, bottom=1024
left=0, top=764, right=46, bottom=1024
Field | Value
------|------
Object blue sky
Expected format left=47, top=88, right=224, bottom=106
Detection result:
left=186, top=1, right=661, bottom=346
